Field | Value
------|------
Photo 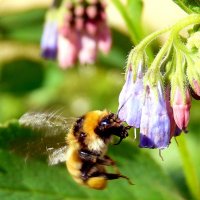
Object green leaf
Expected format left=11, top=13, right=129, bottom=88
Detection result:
left=172, top=0, right=200, bottom=14
left=0, top=9, right=45, bottom=42
left=0, top=121, right=184, bottom=200
left=0, top=59, right=45, bottom=95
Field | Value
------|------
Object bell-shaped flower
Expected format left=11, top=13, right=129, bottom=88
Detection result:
left=118, top=63, right=144, bottom=128
left=41, top=20, right=58, bottom=59
left=172, top=87, right=191, bottom=131
left=139, top=82, right=170, bottom=149
left=57, top=27, right=80, bottom=69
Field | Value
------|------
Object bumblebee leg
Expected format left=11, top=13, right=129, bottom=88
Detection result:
left=89, top=172, right=134, bottom=185
left=79, top=149, right=99, bottom=163
left=103, top=173, right=134, bottom=185
left=97, top=155, right=120, bottom=174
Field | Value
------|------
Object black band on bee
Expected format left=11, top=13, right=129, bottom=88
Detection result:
left=73, top=116, right=85, bottom=135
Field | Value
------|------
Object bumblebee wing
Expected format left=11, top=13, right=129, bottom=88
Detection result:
left=19, top=112, right=77, bottom=137
left=13, top=112, right=77, bottom=158
left=47, top=146, right=68, bottom=165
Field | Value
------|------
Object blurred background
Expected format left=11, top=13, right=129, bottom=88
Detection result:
left=0, top=0, right=200, bottom=199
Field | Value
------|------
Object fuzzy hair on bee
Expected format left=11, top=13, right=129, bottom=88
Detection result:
left=19, top=109, right=133, bottom=190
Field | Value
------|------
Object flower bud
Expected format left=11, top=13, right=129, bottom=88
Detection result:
left=139, top=82, right=170, bottom=149
left=172, top=87, right=191, bottom=131
left=190, top=80, right=200, bottom=100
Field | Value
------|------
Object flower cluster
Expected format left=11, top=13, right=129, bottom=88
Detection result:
left=41, top=0, right=112, bottom=69
left=118, top=15, right=200, bottom=149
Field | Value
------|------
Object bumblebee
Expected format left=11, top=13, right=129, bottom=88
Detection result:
left=19, top=110, right=132, bottom=190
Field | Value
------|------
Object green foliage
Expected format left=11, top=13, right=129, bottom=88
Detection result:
left=0, top=1, right=200, bottom=200
left=0, top=59, right=45, bottom=95
left=0, top=121, right=184, bottom=200
left=172, top=0, right=200, bottom=14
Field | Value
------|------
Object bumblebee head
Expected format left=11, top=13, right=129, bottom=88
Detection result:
left=95, top=112, right=131, bottom=145
left=70, top=110, right=131, bottom=152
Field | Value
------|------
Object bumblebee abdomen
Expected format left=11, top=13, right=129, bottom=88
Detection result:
left=86, top=177, right=107, bottom=190
left=66, top=149, right=82, bottom=179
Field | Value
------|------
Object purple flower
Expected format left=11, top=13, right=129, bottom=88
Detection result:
left=118, top=63, right=144, bottom=128
left=41, top=20, right=58, bottom=59
left=139, top=82, right=170, bottom=149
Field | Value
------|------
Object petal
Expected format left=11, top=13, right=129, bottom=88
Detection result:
left=172, top=88, right=191, bottom=130
left=165, top=86, right=176, bottom=139
left=57, top=31, right=79, bottom=69
left=140, top=84, right=170, bottom=149
left=78, top=33, right=97, bottom=65
left=118, top=67, right=133, bottom=107
left=118, top=64, right=144, bottom=127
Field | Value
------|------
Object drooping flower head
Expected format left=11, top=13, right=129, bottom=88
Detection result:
left=118, top=15, right=200, bottom=150
left=41, top=0, right=112, bottom=69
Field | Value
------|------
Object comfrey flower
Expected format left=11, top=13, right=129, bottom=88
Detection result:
left=41, top=0, right=112, bottom=69
left=118, top=14, right=200, bottom=150
left=172, top=87, right=191, bottom=131
left=118, top=62, right=144, bottom=128
left=41, top=15, right=58, bottom=59
left=139, top=82, right=170, bottom=149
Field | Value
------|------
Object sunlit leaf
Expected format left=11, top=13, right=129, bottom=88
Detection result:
left=172, top=0, right=200, bottom=14
left=0, top=121, right=184, bottom=200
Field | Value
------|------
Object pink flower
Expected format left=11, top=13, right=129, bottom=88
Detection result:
left=172, top=88, right=191, bottom=131
left=97, top=22, right=112, bottom=54
left=57, top=28, right=80, bottom=69
left=41, top=0, right=112, bottom=68
left=165, top=86, right=177, bottom=139
left=78, top=33, right=97, bottom=65
left=190, top=80, right=200, bottom=100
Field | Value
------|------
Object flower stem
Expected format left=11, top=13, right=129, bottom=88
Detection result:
left=144, top=14, right=200, bottom=73
left=111, top=0, right=140, bottom=45
left=177, top=134, right=200, bottom=200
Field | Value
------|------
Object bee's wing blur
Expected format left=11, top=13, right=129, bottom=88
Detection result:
left=15, top=112, right=77, bottom=159
left=19, top=112, right=77, bottom=137
left=48, top=146, right=68, bottom=165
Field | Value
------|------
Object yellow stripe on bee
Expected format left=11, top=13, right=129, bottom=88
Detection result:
left=82, top=110, right=109, bottom=152
left=66, top=149, right=82, bottom=178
